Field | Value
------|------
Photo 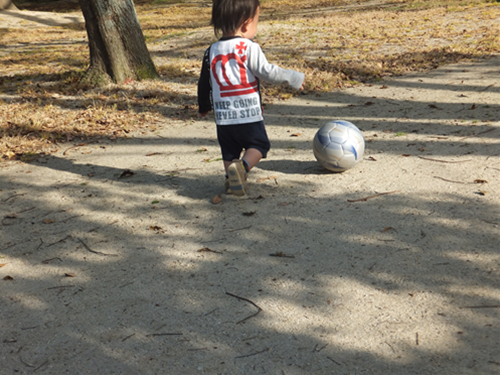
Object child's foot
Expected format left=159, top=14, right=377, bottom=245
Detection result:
left=227, top=160, right=247, bottom=196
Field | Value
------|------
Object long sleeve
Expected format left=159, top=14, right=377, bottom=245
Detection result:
left=197, top=47, right=212, bottom=113
left=246, top=43, right=304, bottom=90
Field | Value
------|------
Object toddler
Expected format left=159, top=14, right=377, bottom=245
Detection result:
left=198, top=0, right=304, bottom=196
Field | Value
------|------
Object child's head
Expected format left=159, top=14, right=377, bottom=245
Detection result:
left=211, top=0, right=260, bottom=37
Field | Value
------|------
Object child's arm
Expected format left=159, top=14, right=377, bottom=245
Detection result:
left=247, top=43, right=304, bottom=90
left=198, top=48, right=212, bottom=115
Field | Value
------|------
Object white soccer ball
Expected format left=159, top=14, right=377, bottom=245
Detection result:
left=313, top=120, right=365, bottom=172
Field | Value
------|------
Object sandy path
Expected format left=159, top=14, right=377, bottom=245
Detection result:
left=1, top=17, right=499, bottom=375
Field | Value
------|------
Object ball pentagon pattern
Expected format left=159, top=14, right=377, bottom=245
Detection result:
left=313, top=120, right=365, bottom=172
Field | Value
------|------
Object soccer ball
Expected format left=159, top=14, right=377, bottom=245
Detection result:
left=313, top=120, right=365, bottom=172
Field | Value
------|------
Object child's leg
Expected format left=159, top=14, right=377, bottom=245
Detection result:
left=241, top=148, right=263, bottom=171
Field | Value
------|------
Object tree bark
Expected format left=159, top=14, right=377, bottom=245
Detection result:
left=0, top=0, right=18, bottom=10
left=78, top=0, right=159, bottom=85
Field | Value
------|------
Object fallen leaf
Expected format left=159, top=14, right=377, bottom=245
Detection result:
left=428, top=104, right=443, bottom=110
left=197, top=247, right=223, bottom=254
left=473, top=179, right=488, bottom=184
left=402, top=154, right=411, bottom=157
left=3, top=276, right=13, bottom=281
left=242, top=211, right=256, bottom=216
left=380, top=85, right=388, bottom=89
left=149, top=226, right=163, bottom=231
left=257, top=175, right=278, bottom=183
left=382, top=227, right=396, bottom=232
left=212, top=195, right=222, bottom=204
left=469, top=104, right=476, bottom=110
left=290, top=133, right=301, bottom=137
left=368, top=156, right=377, bottom=161
left=119, top=170, right=135, bottom=178
left=0, top=263, right=7, bottom=268
left=43, top=219, right=55, bottom=224
left=364, top=101, right=375, bottom=106
left=65, top=273, right=76, bottom=277
left=477, top=190, right=488, bottom=196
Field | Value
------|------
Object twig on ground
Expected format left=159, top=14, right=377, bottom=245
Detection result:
left=197, top=247, right=223, bottom=254
left=327, top=357, right=341, bottom=365
left=34, top=360, right=48, bottom=372
left=227, top=226, right=252, bottom=232
left=460, top=305, right=500, bottom=309
left=226, top=291, right=263, bottom=324
left=122, top=333, right=135, bottom=342
left=235, top=347, right=270, bottom=359
left=347, top=190, right=400, bottom=202
left=313, top=343, right=328, bottom=353
left=433, top=176, right=468, bottom=184
left=460, top=127, right=495, bottom=140
left=77, top=238, right=118, bottom=257
left=146, top=333, right=183, bottom=337
left=35, top=238, right=44, bottom=251
left=418, top=156, right=471, bottom=163
left=46, top=235, right=72, bottom=247
left=269, top=252, right=295, bottom=258
left=2, top=193, right=27, bottom=203
left=60, top=214, right=84, bottom=223
left=42, top=257, right=63, bottom=264
left=480, top=83, right=495, bottom=92
left=63, top=143, right=87, bottom=156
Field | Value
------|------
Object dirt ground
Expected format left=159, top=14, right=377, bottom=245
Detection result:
left=1, top=8, right=500, bottom=375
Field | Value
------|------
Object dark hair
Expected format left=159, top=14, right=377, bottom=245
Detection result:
left=211, top=0, right=260, bottom=37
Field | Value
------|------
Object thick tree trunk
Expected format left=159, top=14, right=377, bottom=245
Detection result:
left=78, top=0, right=159, bottom=85
left=0, top=0, right=18, bottom=10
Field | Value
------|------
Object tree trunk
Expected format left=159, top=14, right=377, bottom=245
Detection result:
left=0, top=0, right=18, bottom=10
left=78, top=0, right=159, bottom=85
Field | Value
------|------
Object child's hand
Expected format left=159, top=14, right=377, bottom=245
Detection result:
left=299, top=81, right=305, bottom=91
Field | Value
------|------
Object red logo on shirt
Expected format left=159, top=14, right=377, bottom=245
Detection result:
left=211, top=51, right=258, bottom=98
left=236, top=42, right=247, bottom=55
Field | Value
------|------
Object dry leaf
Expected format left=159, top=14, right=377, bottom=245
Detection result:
left=290, top=133, right=301, bottom=137
left=119, top=170, right=135, bottom=178
left=43, top=219, right=55, bottom=224
left=368, top=156, right=377, bottom=161
left=3, top=276, right=13, bottom=281
left=242, top=211, right=256, bottom=216
left=382, top=227, right=396, bottom=232
left=469, top=104, right=476, bottom=110
left=257, top=175, right=277, bottom=183
left=64, top=273, right=76, bottom=277
left=473, top=179, right=488, bottom=184
left=149, top=226, right=163, bottom=231
left=0, top=263, right=7, bottom=268
left=402, top=154, right=411, bottom=157
left=212, top=195, right=222, bottom=204
left=429, top=104, right=443, bottom=110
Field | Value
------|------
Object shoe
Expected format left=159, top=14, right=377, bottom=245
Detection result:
left=227, top=160, right=247, bottom=196
left=225, top=179, right=232, bottom=194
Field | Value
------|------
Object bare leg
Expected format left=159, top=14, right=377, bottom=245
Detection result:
left=241, top=148, right=263, bottom=170
left=223, top=148, right=263, bottom=174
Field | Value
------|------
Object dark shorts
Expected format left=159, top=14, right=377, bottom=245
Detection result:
left=217, top=121, right=270, bottom=162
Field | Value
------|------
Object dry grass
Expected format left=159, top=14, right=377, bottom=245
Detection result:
left=1, top=0, right=499, bottom=161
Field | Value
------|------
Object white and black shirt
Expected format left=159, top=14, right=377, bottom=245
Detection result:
left=198, top=36, right=304, bottom=125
